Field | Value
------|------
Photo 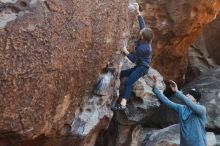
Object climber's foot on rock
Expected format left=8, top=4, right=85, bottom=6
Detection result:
left=111, top=104, right=126, bottom=111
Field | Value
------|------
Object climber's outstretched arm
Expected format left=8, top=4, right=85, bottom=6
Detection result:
left=134, top=3, right=147, bottom=30
left=138, top=15, right=146, bottom=30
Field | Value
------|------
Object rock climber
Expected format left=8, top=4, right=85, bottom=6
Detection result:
left=111, top=3, right=154, bottom=110
left=152, top=75, right=207, bottom=146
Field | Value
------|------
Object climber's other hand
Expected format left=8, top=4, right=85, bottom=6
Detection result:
left=121, top=46, right=129, bottom=56
left=134, top=3, right=141, bottom=15
left=152, top=75, right=158, bottom=88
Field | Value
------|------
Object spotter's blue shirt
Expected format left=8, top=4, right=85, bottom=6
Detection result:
left=153, top=88, right=207, bottom=146
left=127, top=15, right=152, bottom=67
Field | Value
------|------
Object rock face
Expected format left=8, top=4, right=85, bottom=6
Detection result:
left=0, top=0, right=129, bottom=143
left=134, top=0, right=220, bottom=82
left=141, top=124, right=217, bottom=146
left=202, top=12, right=220, bottom=65
left=185, top=12, right=220, bottom=83
left=1, top=0, right=220, bottom=145
left=185, top=36, right=216, bottom=83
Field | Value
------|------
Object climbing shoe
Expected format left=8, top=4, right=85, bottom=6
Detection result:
left=111, top=104, right=126, bottom=111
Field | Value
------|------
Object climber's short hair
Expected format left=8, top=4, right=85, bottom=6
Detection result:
left=140, top=27, right=154, bottom=43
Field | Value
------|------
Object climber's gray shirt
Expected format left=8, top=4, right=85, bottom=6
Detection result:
left=153, top=87, right=207, bottom=146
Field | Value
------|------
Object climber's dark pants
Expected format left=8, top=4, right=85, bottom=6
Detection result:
left=120, top=66, right=149, bottom=100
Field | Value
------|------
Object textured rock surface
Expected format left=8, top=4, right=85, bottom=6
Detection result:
left=141, top=124, right=217, bottom=146
left=140, top=97, right=179, bottom=128
left=70, top=53, right=124, bottom=146
left=1, top=0, right=220, bottom=145
left=0, top=0, right=129, bottom=142
left=185, top=12, right=220, bottom=83
left=202, top=12, right=220, bottom=65
left=185, top=36, right=216, bottom=83
left=132, top=0, right=220, bottom=82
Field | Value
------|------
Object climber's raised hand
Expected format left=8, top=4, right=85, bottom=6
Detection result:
left=133, top=3, right=141, bottom=15
left=121, top=46, right=129, bottom=56
left=152, top=75, right=158, bottom=88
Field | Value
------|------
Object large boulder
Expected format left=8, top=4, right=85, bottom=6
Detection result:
left=0, top=0, right=129, bottom=144
left=1, top=0, right=220, bottom=145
